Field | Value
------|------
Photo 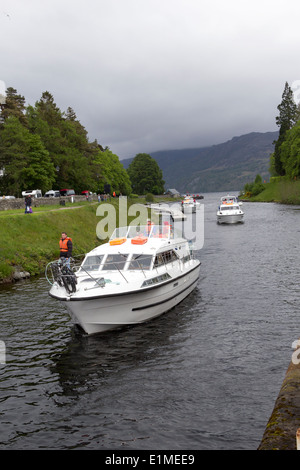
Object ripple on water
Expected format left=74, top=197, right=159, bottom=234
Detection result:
left=0, top=195, right=300, bottom=449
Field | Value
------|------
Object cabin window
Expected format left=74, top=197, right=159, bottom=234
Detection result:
left=102, top=254, right=129, bottom=270
left=128, top=254, right=153, bottom=270
left=141, top=273, right=171, bottom=287
left=81, top=255, right=104, bottom=271
left=221, top=205, right=239, bottom=211
left=154, top=250, right=178, bottom=267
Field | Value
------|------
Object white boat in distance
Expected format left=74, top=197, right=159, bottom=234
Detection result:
left=217, top=195, right=244, bottom=224
left=181, top=196, right=196, bottom=213
left=47, top=223, right=201, bottom=335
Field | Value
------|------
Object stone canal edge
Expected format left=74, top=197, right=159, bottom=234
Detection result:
left=258, top=342, right=300, bottom=450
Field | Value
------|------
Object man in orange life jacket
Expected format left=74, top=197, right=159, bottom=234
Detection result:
left=59, top=232, right=73, bottom=266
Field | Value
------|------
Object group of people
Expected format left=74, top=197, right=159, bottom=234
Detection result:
left=97, top=193, right=111, bottom=202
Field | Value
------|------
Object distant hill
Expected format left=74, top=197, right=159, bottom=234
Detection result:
left=121, top=131, right=278, bottom=193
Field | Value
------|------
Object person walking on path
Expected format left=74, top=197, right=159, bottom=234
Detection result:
left=59, top=231, right=73, bottom=267
left=24, top=195, right=32, bottom=214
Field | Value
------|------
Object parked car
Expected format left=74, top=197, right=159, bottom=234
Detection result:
left=44, top=190, right=60, bottom=197
left=81, top=190, right=92, bottom=198
left=2, top=195, right=15, bottom=199
left=60, top=189, right=75, bottom=196
left=22, top=189, right=42, bottom=198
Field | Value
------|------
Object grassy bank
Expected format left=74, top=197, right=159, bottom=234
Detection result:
left=242, top=180, right=300, bottom=204
left=0, top=195, right=177, bottom=282
left=0, top=203, right=101, bottom=282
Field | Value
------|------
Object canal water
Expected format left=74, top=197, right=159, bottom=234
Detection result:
left=0, top=193, right=299, bottom=450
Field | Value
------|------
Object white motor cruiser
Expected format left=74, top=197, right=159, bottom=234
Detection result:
left=181, top=196, right=196, bottom=213
left=217, top=195, right=244, bottom=224
left=47, top=223, right=201, bottom=335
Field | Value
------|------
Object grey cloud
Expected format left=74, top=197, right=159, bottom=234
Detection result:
left=1, top=0, right=300, bottom=159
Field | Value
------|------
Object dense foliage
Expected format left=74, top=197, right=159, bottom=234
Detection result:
left=270, top=82, right=300, bottom=178
left=127, top=153, right=165, bottom=195
left=242, top=174, right=265, bottom=197
left=244, top=82, right=300, bottom=198
left=0, top=87, right=132, bottom=196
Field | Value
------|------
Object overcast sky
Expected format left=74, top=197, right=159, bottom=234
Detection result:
left=1, top=0, right=300, bottom=159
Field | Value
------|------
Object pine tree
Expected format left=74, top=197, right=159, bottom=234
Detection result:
left=0, top=87, right=27, bottom=125
left=273, top=82, right=298, bottom=176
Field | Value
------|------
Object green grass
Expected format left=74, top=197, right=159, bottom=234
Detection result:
left=243, top=180, right=300, bottom=204
left=0, top=196, right=172, bottom=282
left=0, top=203, right=100, bottom=281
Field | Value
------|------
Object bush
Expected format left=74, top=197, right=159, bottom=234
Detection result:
left=0, top=262, right=14, bottom=281
left=145, top=193, right=155, bottom=202
left=243, top=174, right=265, bottom=197
left=251, top=183, right=265, bottom=196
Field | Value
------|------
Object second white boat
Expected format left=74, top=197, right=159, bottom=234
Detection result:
left=182, top=196, right=196, bottom=213
left=217, top=195, right=244, bottom=224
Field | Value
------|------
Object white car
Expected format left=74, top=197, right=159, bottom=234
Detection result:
left=22, top=190, right=42, bottom=198
left=44, top=190, right=60, bottom=197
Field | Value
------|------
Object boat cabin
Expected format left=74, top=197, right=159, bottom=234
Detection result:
left=78, top=225, right=191, bottom=275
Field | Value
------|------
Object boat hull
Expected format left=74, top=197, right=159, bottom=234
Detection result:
left=217, top=214, right=244, bottom=224
left=182, top=205, right=195, bottom=213
left=58, top=263, right=200, bottom=334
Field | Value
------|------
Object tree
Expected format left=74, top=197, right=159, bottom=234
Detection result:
left=272, top=82, right=298, bottom=176
left=0, top=116, right=55, bottom=195
left=27, top=93, right=95, bottom=192
left=20, top=135, right=56, bottom=192
left=92, top=148, right=132, bottom=195
left=0, top=86, right=131, bottom=196
left=279, top=120, right=300, bottom=179
left=127, top=153, right=165, bottom=195
left=0, top=87, right=27, bottom=125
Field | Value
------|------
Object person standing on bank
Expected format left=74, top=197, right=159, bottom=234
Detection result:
left=25, top=195, right=32, bottom=213
left=59, top=232, right=72, bottom=266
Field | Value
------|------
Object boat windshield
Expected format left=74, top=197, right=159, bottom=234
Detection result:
left=109, top=224, right=172, bottom=240
left=110, top=227, right=128, bottom=239
left=81, top=255, right=104, bottom=271
left=102, top=253, right=129, bottom=271
left=221, top=196, right=237, bottom=204
left=128, top=254, right=153, bottom=270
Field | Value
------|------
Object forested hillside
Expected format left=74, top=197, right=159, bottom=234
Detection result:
left=0, top=87, right=132, bottom=196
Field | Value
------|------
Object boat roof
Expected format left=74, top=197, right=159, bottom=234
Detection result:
left=89, top=224, right=186, bottom=256
left=220, top=195, right=239, bottom=204
left=221, top=194, right=237, bottom=200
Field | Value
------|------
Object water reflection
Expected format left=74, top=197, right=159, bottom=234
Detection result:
left=49, top=289, right=202, bottom=399
left=1, top=194, right=300, bottom=449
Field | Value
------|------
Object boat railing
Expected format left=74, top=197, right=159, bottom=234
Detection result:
left=109, top=224, right=173, bottom=241
left=45, top=257, right=79, bottom=293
